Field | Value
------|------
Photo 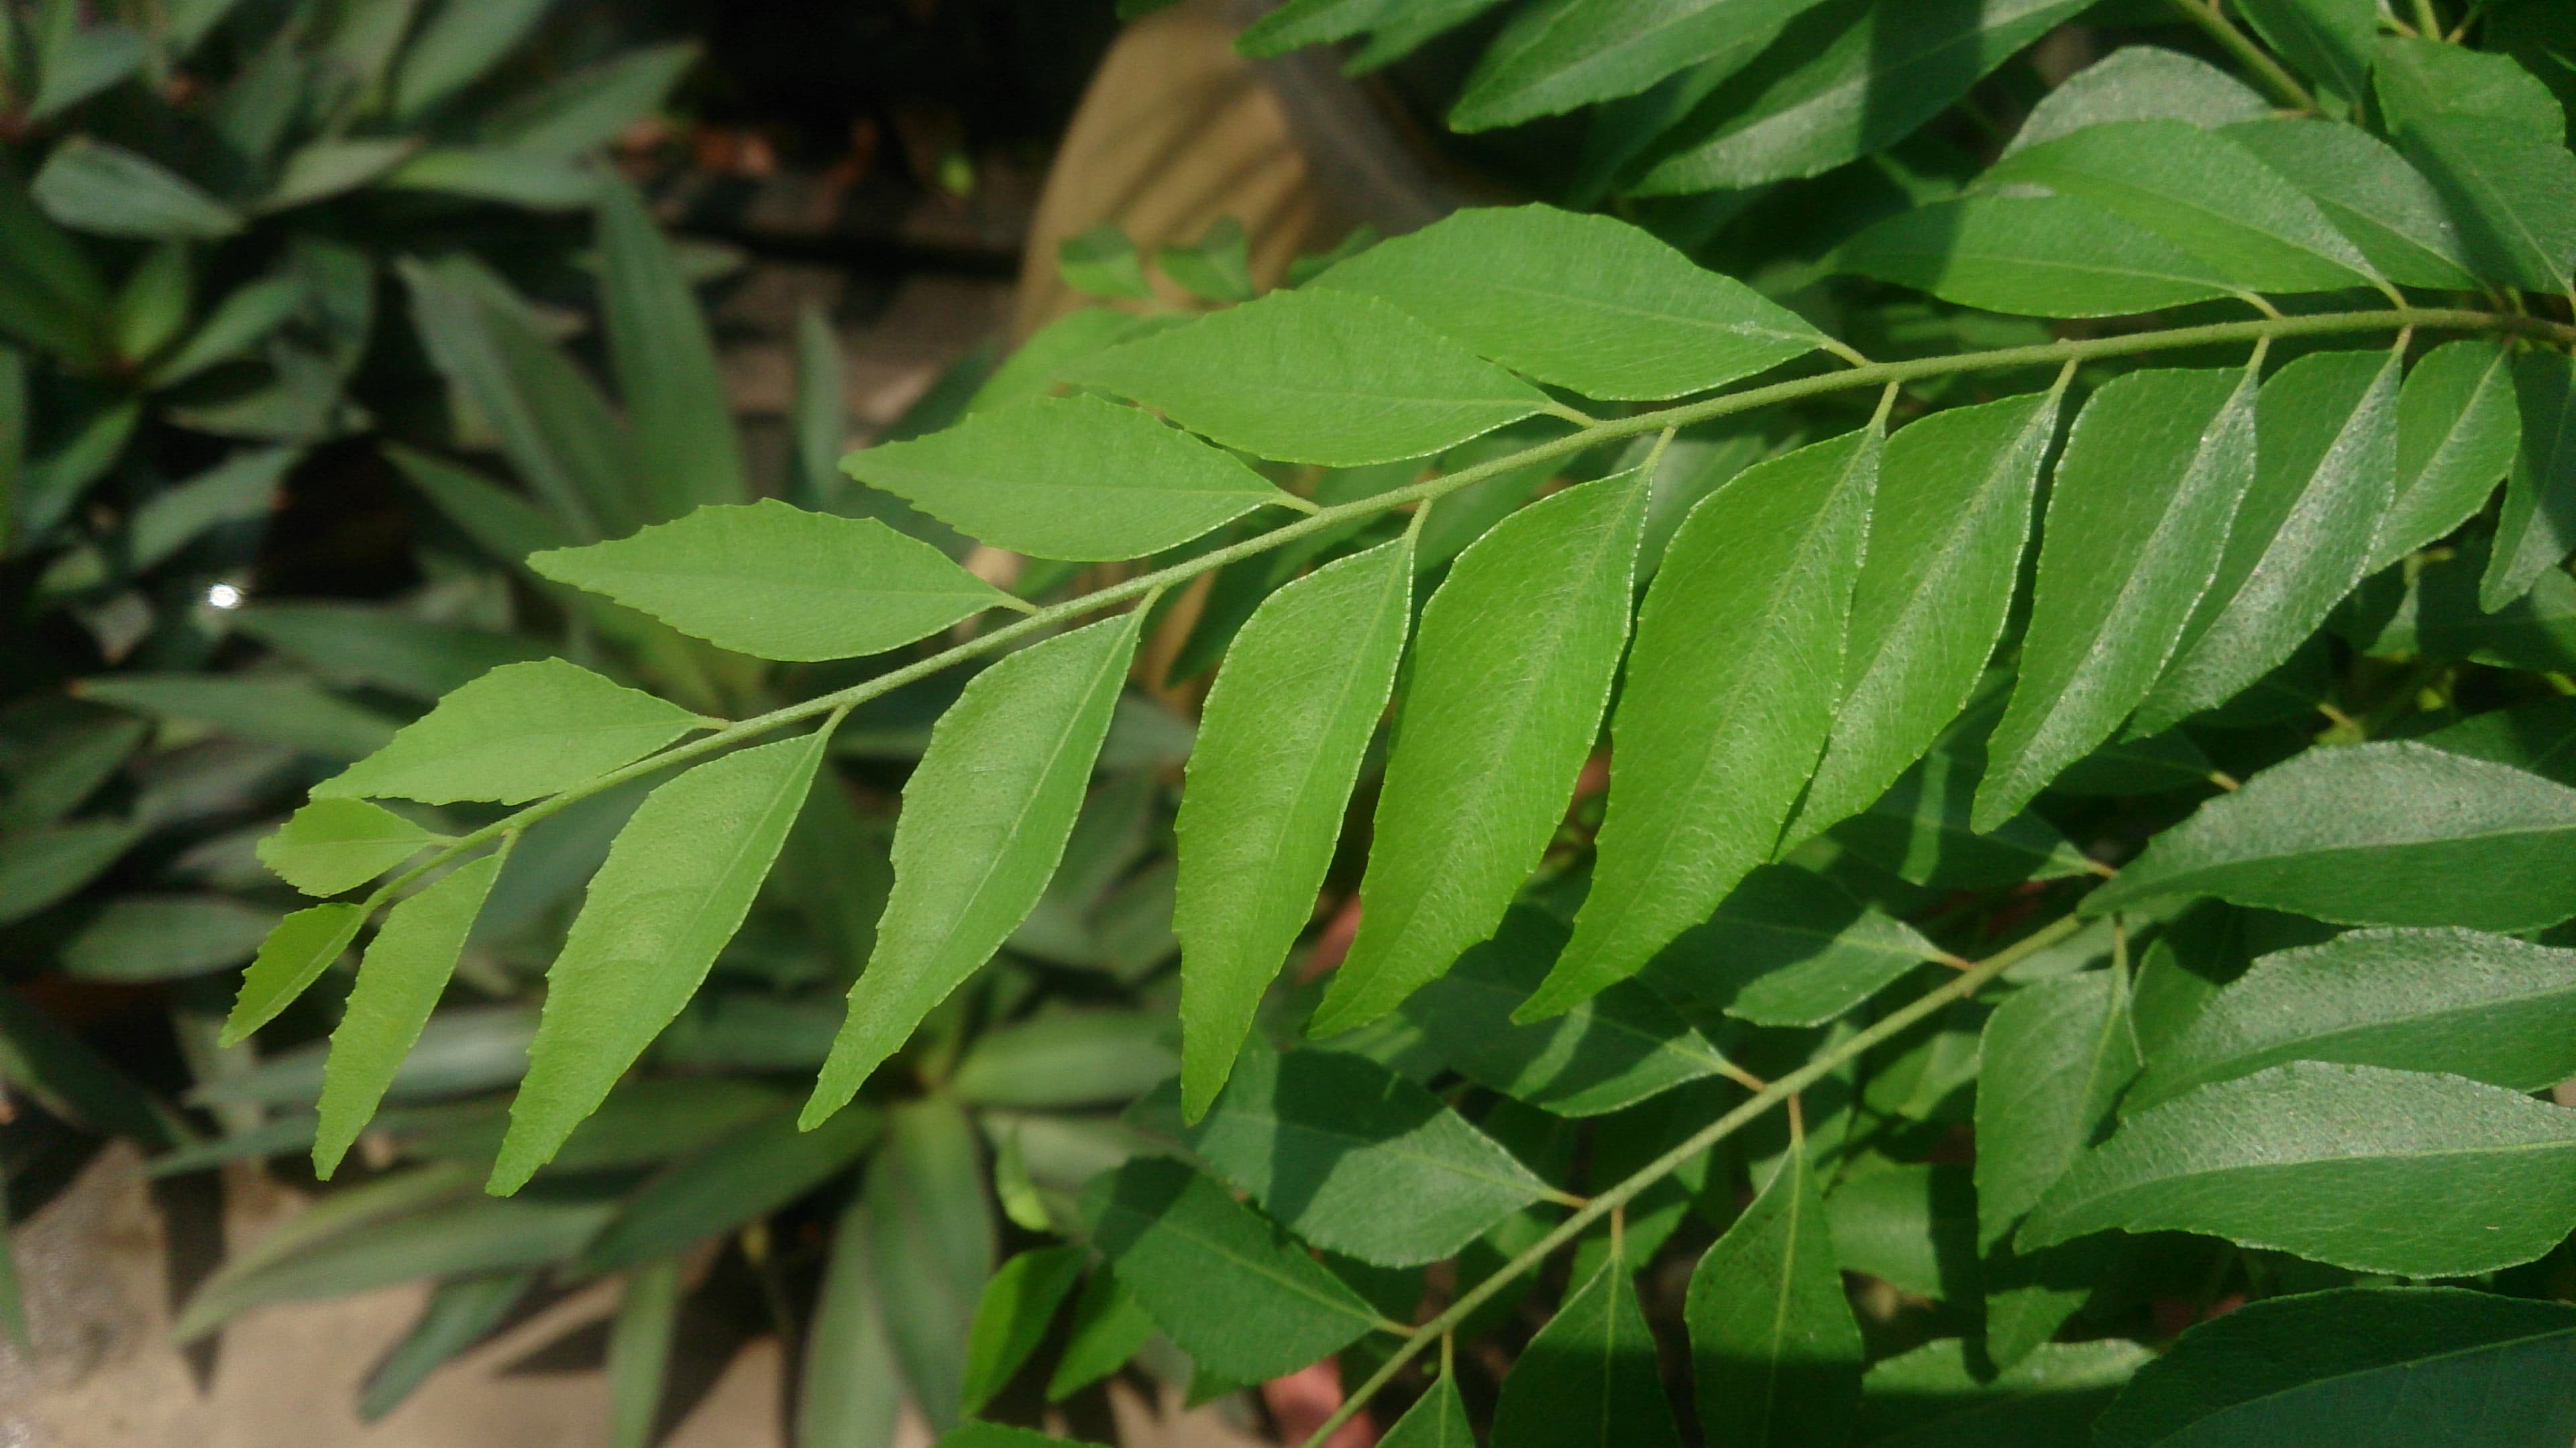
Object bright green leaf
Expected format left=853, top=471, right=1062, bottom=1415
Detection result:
left=1176, top=537, right=1411, bottom=1118
left=805, top=615, right=1141, bottom=1127
left=492, top=726, right=830, bottom=1192
left=1057, top=222, right=1152, bottom=300
left=845, top=395, right=1290, bottom=560
left=317, top=659, right=714, bottom=807
left=258, top=798, right=439, bottom=898
left=1066, top=288, right=1552, bottom=467
left=1313, top=471, right=1647, bottom=1033
left=223, top=903, right=366, bottom=1045
left=1978, top=368, right=2256, bottom=830
left=1536, top=428, right=1879, bottom=1018
left=1834, top=194, right=2241, bottom=319
left=1314, top=203, right=1824, bottom=400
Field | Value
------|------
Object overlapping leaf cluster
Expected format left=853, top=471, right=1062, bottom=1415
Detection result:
left=82, top=2, right=2576, bottom=1444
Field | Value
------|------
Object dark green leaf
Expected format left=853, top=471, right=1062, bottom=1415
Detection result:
left=1858, top=1339, right=2148, bottom=1447
left=1380, top=1372, right=1474, bottom=1448
left=1448, top=0, right=1823, bottom=133
left=2343, top=545, right=2576, bottom=671
left=1081, top=1156, right=1378, bottom=1383
left=392, top=0, right=555, bottom=120
left=2022, top=1062, right=2576, bottom=1276
left=58, top=894, right=280, bottom=983
left=596, top=179, right=745, bottom=519
left=2422, top=696, right=2576, bottom=788
left=1046, top=1268, right=1157, bottom=1401
left=2224, top=120, right=2482, bottom=292
left=2374, top=340, right=2520, bottom=567
left=359, top=1272, right=531, bottom=1421
left=846, top=395, right=1291, bottom=559
left=1403, top=905, right=1736, bottom=1117
left=383, top=443, right=574, bottom=565
left=951, top=1010, right=1177, bottom=1109
left=494, top=726, right=829, bottom=1191
left=33, top=137, right=241, bottom=240
left=1835, top=194, right=2240, bottom=319
left=961, top=1245, right=1083, bottom=1414
left=1632, top=0, right=2094, bottom=194
left=2234, top=0, right=2374, bottom=107
left=76, top=675, right=399, bottom=763
left=1141, top=1046, right=1551, bottom=1267
left=315, top=852, right=506, bottom=1175
left=1177, top=537, right=1411, bottom=1117
left=865, top=1099, right=994, bottom=1432
left=1538, top=429, right=1878, bottom=1017
left=1313, top=471, right=1646, bottom=1032
left=578, top=1104, right=879, bottom=1274
left=233, top=605, right=549, bottom=704
left=2485, top=349, right=2576, bottom=610
left=1685, top=1148, right=1860, bottom=1448
left=2089, top=741, right=2576, bottom=932
left=801, top=1195, right=905, bottom=1448
left=1975, top=971, right=2139, bottom=1251
left=1314, top=203, right=1824, bottom=400
left=1066, top=288, right=1552, bottom=467
left=806, top=615, right=1140, bottom=1127
left=2141, top=349, right=2399, bottom=732
left=2094, top=1287, right=2576, bottom=1448
left=606, top=1258, right=680, bottom=1448
left=1978, top=368, right=2256, bottom=830
left=2004, top=46, right=2267, bottom=156
left=1825, top=1162, right=1978, bottom=1302
left=317, top=659, right=713, bottom=807
left=1826, top=722, right=2098, bottom=889
left=2128, top=928, right=2576, bottom=1110
left=1498, top=1246, right=1680, bottom=1448
left=1641, top=865, right=1944, bottom=1028
left=483, top=43, right=698, bottom=158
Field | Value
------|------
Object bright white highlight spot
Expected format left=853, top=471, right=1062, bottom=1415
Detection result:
left=206, top=583, right=244, bottom=610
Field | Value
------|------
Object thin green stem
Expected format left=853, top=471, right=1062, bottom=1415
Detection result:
left=2167, top=0, right=2322, bottom=112
left=362, top=304, right=2569, bottom=915
left=1303, top=911, right=2093, bottom=1448
left=2410, top=0, right=2443, bottom=40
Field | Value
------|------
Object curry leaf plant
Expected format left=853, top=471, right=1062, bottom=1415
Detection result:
left=208, top=12, right=2576, bottom=1447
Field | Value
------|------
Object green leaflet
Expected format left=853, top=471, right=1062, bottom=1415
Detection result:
left=949, top=1011, right=1177, bottom=1110
left=1858, top=1339, right=2149, bottom=1447
left=2093, top=1288, right=2576, bottom=1448
left=2021, top=1062, right=2576, bottom=1277
left=32, top=137, right=243, bottom=241
left=529, top=500, right=1016, bottom=662
left=2234, top=0, right=2374, bottom=107
left=2374, top=340, right=2520, bottom=568
left=2423, top=696, right=2576, bottom=787
left=1135, top=1046, right=1551, bottom=1268
left=360, top=1272, right=531, bottom=1421
left=1175, top=537, right=1411, bottom=1119
left=317, top=659, right=715, bottom=807
left=2127, top=928, right=2576, bottom=1111
left=1685, top=1148, right=1862, bottom=1448
left=1402, top=905, right=1735, bottom=1117
left=58, top=896, right=279, bottom=983
left=2378, top=40, right=2576, bottom=294
left=313, top=851, right=506, bottom=1176
left=801, top=1196, right=904, bottom=1448
left=258, top=798, right=441, bottom=898
left=863, top=1099, right=994, bottom=1432
left=1978, top=368, right=2257, bottom=831
left=936, top=1426, right=1104, bottom=1448
left=1984, top=120, right=2383, bottom=296
left=1235, top=0, right=1500, bottom=57
left=1081, top=1156, right=1378, bottom=1383
left=1045, top=1268, right=1156, bottom=1402
left=578, top=1105, right=882, bottom=1274
left=606, top=1260, right=680, bottom=1448
left=1823, top=1162, right=1979, bottom=1303
left=596, top=179, right=746, bottom=522
left=1640, top=865, right=1944, bottom=1029
left=804, top=614, right=1140, bottom=1127
left=1974, top=971, right=2139, bottom=1251
left=2088, top=741, right=2576, bottom=932
left=223, top=903, right=366, bottom=1044
left=1313, top=471, right=1647, bottom=1034
left=1496, top=1245, right=1680, bottom=1448
left=959, top=1245, right=1083, bottom=1414
left=1064, top=287, right=1553, bottom=467
left=1825, top=716, right=2098, bottom=889
left=1379, top=1372, right=1475, bottom=1448
left=2223, top=119, right=2483, bottom=292
left=2485, top=350, right=2576, bottom=610
left=1313, top=203, right=1824, bottom=400
left=491, top=726, right=830, bottom=1192
left=1450, top=0, right=1819, bottom=131
left=2141, top=349, right=2399, bottom=733
left=1631, top=0, right=2095, bottom=194
left=1795, top=391, right=2059, bottom=844
left=2003, top=46, right=2269, bottom=156
left=1534, top=428, right=1879, bottom=1019
left=843, top=395, right=1290, bottom=561
left=1833, top=195, right=2241, bottom=319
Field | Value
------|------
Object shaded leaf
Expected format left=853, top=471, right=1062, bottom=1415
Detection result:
left=1975, top=970, right=2139, bottom=1251
left=2022, top=1062, right=2576, bottom=1277
left=33, top=137, right=241, bottom=240
left=359, top=1272, right=531, bottom=1421
left=801, top=1195, right=905, bottom=1448
left=2422, top=695, right=2576, bottom=788
left=2485, top=349, right=2576, bottom=610
left=1497, top=1246, right=1680, bottom=1448
left=951, top=1011, right=1177, bottom=1109
left=596, top=179, right=746, bottom=520
left=2234, top=0, right=2374, bottom=107
left=1685, top=1148, right=1860, bottom=1448
left=1313, top=471, right=1646, bottom=1032
left=1046, top=1268, right=1157, bottom=1402
left=2224, top=119, right=2482, bottom=292
left=2089, top=741, right=2576, bottom=932
left=1379, top=1372, right=1475, bottom=1448
left=1641, top=865, right=1944, bottom=1028
left=2375, top=339, right=2520, bottom=567
left=806, top=616, right=1141, bottom=1127
left=961, top=1245, right=1084, bottom=1414
left=1448, top=0, right=1822, bottom=132
left=578, top=1104, right=879, bottom=1274
left=58, top=895, right=280, bottom=982
left=606, top=1258, right=681, bottom=1448
left=76, top=675, right=399, bottom=763
left=1858, top=1339, right=2149, bottom=1447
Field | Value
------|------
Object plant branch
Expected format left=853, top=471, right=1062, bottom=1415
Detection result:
left=360, top=304, right=2569, bottom=920
left=1302, top=911, right=2094, bottom=1448
left=2167, top=0, right=2322, bottom=112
